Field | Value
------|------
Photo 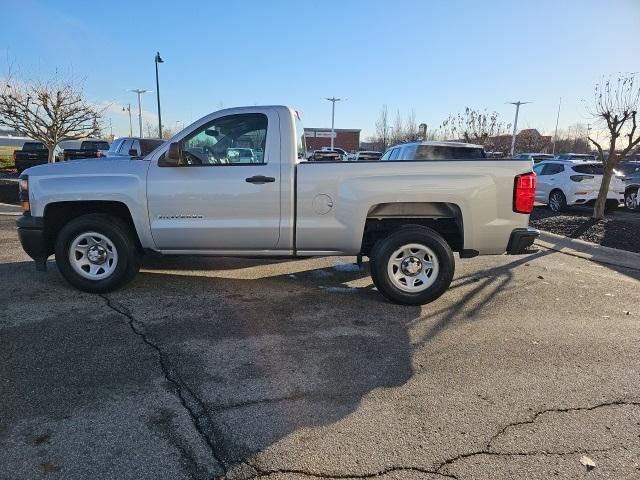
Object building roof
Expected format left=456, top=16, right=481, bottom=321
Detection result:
left=304, top=127, right=361, bottom=133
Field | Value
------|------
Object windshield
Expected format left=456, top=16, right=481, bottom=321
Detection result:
left=82, top=141, right=110, bottom=150
left=23, top=142, right=46, bottom=151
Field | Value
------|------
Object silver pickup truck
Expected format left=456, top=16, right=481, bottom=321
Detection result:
left=16, top=105, right=538, bottom=305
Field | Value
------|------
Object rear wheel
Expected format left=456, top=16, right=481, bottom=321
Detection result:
left=625, top=188, right=638, bottom=211
left=54, top=214, right=140, bottom=293
left=548, top=190, right=567, bottom=212
left=370, top=226, right=454, bottom=305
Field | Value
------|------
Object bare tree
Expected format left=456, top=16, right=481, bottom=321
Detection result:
left=390, top=109, right=404, bottom=146
left=587, top=74, right=640, bottom=219
left=438, top=107, right=511, bottom=150
left=374, top=104, right=390, bottom=151
left=403, top=109, right=419, bottom=142
left=145, top=121, right=175, bottom=139
left=0, top=75, right=103, bottom=162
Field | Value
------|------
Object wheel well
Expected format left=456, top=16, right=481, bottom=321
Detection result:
left=626, top=185, right=639, bottom=194
left=360, top=202, right=463, bottom=256
left=42, top=201, right=140, bottom=254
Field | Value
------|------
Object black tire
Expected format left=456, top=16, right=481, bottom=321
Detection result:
left=369, top=226, right=455, bottom=305
left=625, top=188, right=639, bottom=211
left=54, top=213, right=140, bottom=293
left=604, top=199, right=619, bottom=214
left=548, top=189, right=567, bottom=212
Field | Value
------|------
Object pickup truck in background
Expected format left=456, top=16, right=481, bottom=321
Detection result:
left=62, top=140, right=110, bottom=161
left=105, top=137, right=164, bottom=159
left=16, top=105, right=538, bottom=305
left=14, top=142, right=62, bottom=174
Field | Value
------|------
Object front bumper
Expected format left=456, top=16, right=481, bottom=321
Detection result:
left=506, top=227, right=539, bottom=254
left=16, top=214, right=49, bottom=270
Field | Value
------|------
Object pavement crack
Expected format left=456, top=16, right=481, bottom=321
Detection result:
left=235, top=464, right=458, bottom=480
left=100, top=294, right=229, bottom=476
left=434, top=400, right=640, bottom=475
left=485, top=399, right=640, bottom=449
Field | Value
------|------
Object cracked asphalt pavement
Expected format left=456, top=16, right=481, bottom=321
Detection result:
left=1, top=216, right=640, bottom=479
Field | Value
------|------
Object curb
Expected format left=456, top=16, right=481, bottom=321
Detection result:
left=535, top=230, right=640, bottom=270
left=0, top=202, right=21, bottom=216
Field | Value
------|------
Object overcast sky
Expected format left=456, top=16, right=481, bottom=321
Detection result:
left=1, top=0, right=639, bottom=139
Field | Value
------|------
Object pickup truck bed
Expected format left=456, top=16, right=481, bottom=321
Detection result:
left=16, top=105, right=538, bottom=305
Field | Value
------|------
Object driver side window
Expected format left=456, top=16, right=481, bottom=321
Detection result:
left=181, top=113, right=268, bottom=166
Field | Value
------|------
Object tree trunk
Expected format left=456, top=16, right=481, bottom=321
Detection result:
left=592, top=165, right=614, bottom=220
left=47, top=145, right=56, bottom=163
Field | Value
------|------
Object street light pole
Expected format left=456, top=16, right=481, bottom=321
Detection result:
left=507, top=101, right=531, bottom=156
left=129, top=89, right=150, bottom=138
left=552, top=97, right=561, bottom=155
left=123, top=104, right=133, bottom=137
left=325, top=97, right=344, bottom=149
left=155, top=52, right=164, bottom=138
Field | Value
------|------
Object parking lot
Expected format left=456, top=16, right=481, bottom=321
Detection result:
left=1, top=215, right=640, bottom=479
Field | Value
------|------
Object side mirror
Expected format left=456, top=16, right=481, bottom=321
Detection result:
left=161, top=142, right=182, bottom=166
left=128, top=149, right=138, bottom=156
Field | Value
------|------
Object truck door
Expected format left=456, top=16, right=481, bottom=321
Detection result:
left=146, top=111, right=281, bottom=250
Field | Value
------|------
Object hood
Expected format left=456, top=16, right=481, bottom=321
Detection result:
left=23, top=157, right=141, bottom=177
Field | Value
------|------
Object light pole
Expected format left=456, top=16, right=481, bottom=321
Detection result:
left=123, top=104, right=133, bottom=137
left=507, top=101, right=531, bottom=156
left=325, top=97, right=344, bottom=149
left=552, top=97, right=561, bottom=155
left=129, top=89, right=150, bottom=138
left=155, top=52, right=164, bottom=138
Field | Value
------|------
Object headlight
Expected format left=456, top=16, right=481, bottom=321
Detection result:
left=18, top=176, right=30, bottom=213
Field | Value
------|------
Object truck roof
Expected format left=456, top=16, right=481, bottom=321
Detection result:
left=390, top=141, right=484, bottom=149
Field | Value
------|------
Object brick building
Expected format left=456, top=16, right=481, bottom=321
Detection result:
left=304, top=128, right=360, bottom=153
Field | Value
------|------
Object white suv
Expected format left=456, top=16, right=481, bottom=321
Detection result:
left=533, top=160, right=625, bottom=212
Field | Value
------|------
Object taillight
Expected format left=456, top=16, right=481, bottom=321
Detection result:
left=13, top=151, right=17, bottom=161
left=514, top=172, right=536, bottom=214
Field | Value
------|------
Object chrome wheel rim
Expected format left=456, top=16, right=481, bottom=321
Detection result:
left=549, top=192, right=563, bottom=212
left=387, top=243, right=439, bottom=293
left=68, top=231, right=118, bottom=280
left=625, top=192, right=637, bottom=210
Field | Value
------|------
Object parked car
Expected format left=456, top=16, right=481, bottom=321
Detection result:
left=227, top=147, right=256, bottom=163
left=320, top=147, right=348, bottom=161
left=309, top=150, right=343, bottom=161
left=619, top=160, right=640, bottom=211
left=380, top=141, right=486, bottom=161
left=554, top=153, right=597, bottom=162
left=63, top=140, right=110, bottom=161
left=352, top=151, right=382, bottom=161
left=16, top=105, right=538, bottom=305
left=532, top=160, right=625, bottom=212
left=514, top=153, right=555, bottom=163
left=106, top=137, right=164, bottom=159
left=14, top=142, right=62, bottom=173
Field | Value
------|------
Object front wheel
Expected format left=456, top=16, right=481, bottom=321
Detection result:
left=54, top=214, right=140, bottom=293
left=370, top=226, right=455, bottom=305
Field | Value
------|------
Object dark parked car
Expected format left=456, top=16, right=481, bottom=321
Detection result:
left=14, top=142, right=62, bottom=174
left=619, top=160, right=640, bottom=211
left=62, top=140, right=110, bottom=161
left=106, top=137, right=164, bottom=158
